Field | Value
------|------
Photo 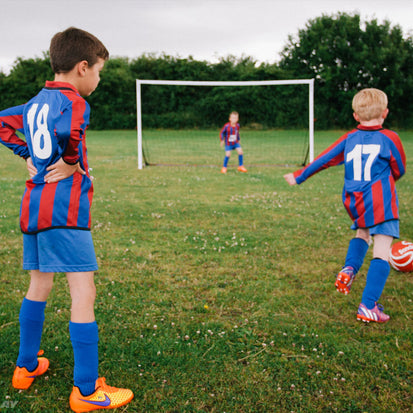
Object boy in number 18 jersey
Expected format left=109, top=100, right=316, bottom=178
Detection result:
left=0, top=27, right=133, bottom=412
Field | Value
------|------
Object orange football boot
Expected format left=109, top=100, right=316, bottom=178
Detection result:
left=69, top=377, right=134, bottom=412
left=221, top=167, right=227, bottom=174
left=335, top=266, right=356, bottom=295
left=237, top=165, right=247, bottom=173
left=12, top=350, right=49, bottom=390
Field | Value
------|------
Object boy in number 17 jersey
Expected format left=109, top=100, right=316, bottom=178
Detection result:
left=284, top=88, right=406, bottom=323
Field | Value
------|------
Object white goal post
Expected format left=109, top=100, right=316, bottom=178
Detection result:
left=136, top=78, right=315, bottom=169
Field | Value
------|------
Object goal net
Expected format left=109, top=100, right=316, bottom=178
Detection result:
left=136, top=79, right=314, bottom=169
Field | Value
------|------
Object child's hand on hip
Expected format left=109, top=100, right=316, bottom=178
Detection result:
left=26, top=157, right=38, bottom=178
left=44, top=158, right=86, bottom=183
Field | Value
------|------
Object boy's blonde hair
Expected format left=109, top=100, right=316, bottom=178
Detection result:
left=352, top=88, right=388, bottom=121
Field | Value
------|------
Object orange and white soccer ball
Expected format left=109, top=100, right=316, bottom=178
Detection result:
left=389, top=241, right=413, bottom=272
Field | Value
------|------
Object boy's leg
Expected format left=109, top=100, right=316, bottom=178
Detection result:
left=67, top=271, right=99, bottom=397
left=17, top=270, right=53, bottom=371
left=236, top=146, right=244, bottom=166
left=361, top=234, right=392, bottom=309
left=68, top=271, right=134, bottom=411
left=222, top=150, right=231, bottom=173
left=223, top=150, right=231, bottom=167
left=13, top=270, right=53, bottom=389
left=335, top=229, right=370, bottom=294
left=236, top=146, right=247, bottom=172
left=344, top=229, right=370, bottom=273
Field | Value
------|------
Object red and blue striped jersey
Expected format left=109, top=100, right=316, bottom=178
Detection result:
left=293, top=125, right=406, bottom=228
left=0, top=81, right=94, bottom=234
left=220, top=123, right=240, bottom=145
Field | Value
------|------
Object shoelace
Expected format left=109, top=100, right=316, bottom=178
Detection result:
left=377, top=303, right=385, bottom=313
left=96, top=378, right=117, bottom=393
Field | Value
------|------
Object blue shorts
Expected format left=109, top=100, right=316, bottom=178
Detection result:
left=351, top=220, right=399, bottom=238
left=225, top=142, right=241, bottom=151
left=23, top=228, right=98, bottom=273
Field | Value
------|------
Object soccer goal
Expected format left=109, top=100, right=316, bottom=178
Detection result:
left=136, top=79, right=314, bottom=169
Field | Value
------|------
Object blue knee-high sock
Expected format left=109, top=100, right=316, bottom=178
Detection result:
left=16, top=298, right=46, bottom=371
left=69, top=321, right=99, bottom=396
left=238, top=154, right=243, bottom=166
left=223, top=156, right=230, bottom=167
left=344, top=237, right=369, bottom=274
left=361, top=259, right=390, bottom=309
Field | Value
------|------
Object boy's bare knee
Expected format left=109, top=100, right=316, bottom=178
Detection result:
left=355, top=229, right=370, bottom=243
left=373, top=234, right=393, bottom=261
left=67, top=272, right=96, bottom=304
left=67, top=272, right=96, bottom=323
left=71, top=283, right=96, bottom=303
left=26, top=270, right=54, bottom=301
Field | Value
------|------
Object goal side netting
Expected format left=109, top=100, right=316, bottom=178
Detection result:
left=136, top=79, right=314, bottom=169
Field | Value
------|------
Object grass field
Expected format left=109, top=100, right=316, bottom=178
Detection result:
left=0, top=129, right=412, bottom=413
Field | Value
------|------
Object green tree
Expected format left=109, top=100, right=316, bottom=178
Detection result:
left=280, top=13, right=413, bottom=128
left=0, top=54, right=53, bottom=108
left=87, top=57, right=136, bottom=129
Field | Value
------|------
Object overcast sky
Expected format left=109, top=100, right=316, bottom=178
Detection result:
left=1, top=0, right=412, bottom=74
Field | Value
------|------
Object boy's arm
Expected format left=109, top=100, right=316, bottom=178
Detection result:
left=288, top=132, right=349, bottom=185
left=44, top=99, right=86, bottom=183
left=0, top=105, right=30, bottom=159
left=220, top=125, right=226, bottom=147
left=384, top=131, right=406, bottom=181
left=61, top=98, right=87, bottom=165
left=220, top=124, right=226, bottom=142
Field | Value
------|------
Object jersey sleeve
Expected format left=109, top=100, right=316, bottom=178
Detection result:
left=61, top=98, right=88, bottom=165
left=0, top=104, right=30, bottom=159
left=382, top=130, right=406, bottom=181
left=293, top=132, right=349, bottom=184
left=220, top=124, right=227, bottom=141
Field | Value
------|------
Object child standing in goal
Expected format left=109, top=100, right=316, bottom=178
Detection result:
left=284, top=88, right=406, bottom=323
left=0, top=28, right=133, bottom=411
left=220, top=111, right=247, bottom=173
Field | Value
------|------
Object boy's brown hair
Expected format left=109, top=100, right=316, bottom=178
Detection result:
left=352, top=88, right=388, bottom=121
left=50, top=27, right=109, bottom=73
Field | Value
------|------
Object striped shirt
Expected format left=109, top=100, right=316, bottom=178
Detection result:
left=293, top=125, right=406, bottom=228
left=0, top=81, right=94, bottom=234
left=220, top=122, right=240, bottom=146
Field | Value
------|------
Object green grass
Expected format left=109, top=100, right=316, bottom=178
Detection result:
left=0, top=129, right=412, bottom=412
